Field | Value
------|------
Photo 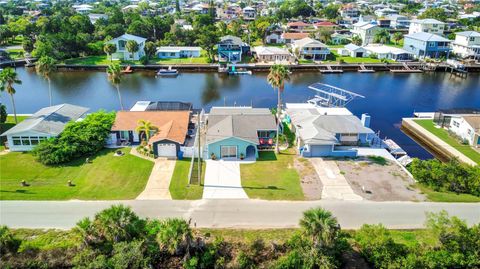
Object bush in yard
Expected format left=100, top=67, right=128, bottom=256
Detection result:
left=408, top=158, right=480, bottom=196
left=32, top=110, right=115, bottom=165
left=0, top=103, right=7, bottom=123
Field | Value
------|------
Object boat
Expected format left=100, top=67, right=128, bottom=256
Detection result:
left=227, top=65, right=252, bottom=75
left=156, top=66, right=178, bottom=76
left=121, top=65, right=133, bottom=74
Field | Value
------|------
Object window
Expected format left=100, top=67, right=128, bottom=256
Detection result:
left=118, top=40, right=126, bottom=50
left=220, top=146, right=237, bottom=158
left=21, top=137, right=31, bottom=146
left=12, top=136, right=21, bottom=146
left=467, top=129, right=471, bottom=135
left=120, top=131, right=129, bottom=140
left=170, top=52, right=175, bottom=56
left=453, top=121, right=460, bottom=128
left=30, top=137, right=39, bottom=145
left=429, top=42, right=435, bottom=47
left=470, top=37, right=475, bottom=42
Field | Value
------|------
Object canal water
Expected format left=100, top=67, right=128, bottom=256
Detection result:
left=2, top=68, right=479, bottom=159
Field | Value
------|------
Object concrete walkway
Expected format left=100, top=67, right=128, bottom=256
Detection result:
left=136, top=158, right=175, bottom=200
left=203, top=160, right=248, bottom=199
left=310, top=158, right=363, bottom=201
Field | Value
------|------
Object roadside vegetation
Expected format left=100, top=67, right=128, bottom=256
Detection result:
left=0, top=147, right=153, bottom=200
left=413, top=119, right=480, bottom=164
left=1, top=206, right=478, bottom=269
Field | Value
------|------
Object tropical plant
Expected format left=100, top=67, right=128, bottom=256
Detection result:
left=0, top=103, right=6, bottom=123
left=351, top=35, right=362, bottom=46
left=143, top=41, right=156, bottom=62
left=0, top=68, right=21, bottom=123
left=106, top=62, right=124, bottom=110
left=103, top=43, right=117, bottom=62
left=374, top=29, right=391, bottom=44
left=392, top=32, right=403, bottom=45
left=125, top=40, right=139, bottom=59
left=35, top=56, right=57, bottom=106
left=0, top=225, right=21, bottom=255
left=156, top=218, right=192, bottom=256
left=300, top=208, right=340, bottom=249
left=135, top=119, right=159, bottom=142
left=267, top=64, right=290, bottom=153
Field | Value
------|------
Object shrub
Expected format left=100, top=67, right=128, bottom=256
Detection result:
left=0, top=104, right=7, bottom=123
left=32, top=111, right=115, bottom=165
left=0, top=226, right=21, bottom=255
left=156, top=218, right=192, bottom=256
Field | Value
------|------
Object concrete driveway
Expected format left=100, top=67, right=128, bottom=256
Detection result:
left=310, top=158, right=363, bottom=201
left=203, top=160, right=248, bottom=199
left=136, top=158, right=175, bottom=200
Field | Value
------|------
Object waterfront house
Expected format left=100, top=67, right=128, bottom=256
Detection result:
left=156, top=46, right=202, bottom=59
left=363, top=44, right=414, bottom=61
left=452, top=31, right=480, bottom=60
left=291, top=38, right=330, bottom=61
left=285, top=103, right=374, bottom=158
left=253, top=46, right=294, bottom=63
left=130, top=101, right=193, bottom=112
left=331, top=33, right=351, bottom=45
left=448, top=115, right=480, bottom=147
left=408, top=19, right=446, bottom=35
left=217, top=35, right=249, bottom=63
left=387, top=14, right=410, bottom=29
left=206, top=107, right=277, bottom=160
left=340, top=3, right=360, bottom=20
left=351, top=21, right=379, bottom=46
left=403, top=32, right=451, bottom=59
left=339, top=43, right=367, bottom=57
left=1, top=104, right=89, bottom=152
left=242, top=6, right=255, bottom=20
left=107, top=34, right=146, bottom=61
left=266, top=33, right=284, bottom=44
left=281, top=32, right=309, bottom=44
left=109, top=111, right=190, bottom=158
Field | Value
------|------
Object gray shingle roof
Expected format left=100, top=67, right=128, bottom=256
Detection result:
left=206, top=107, right=277, bottom=144
left=1, top=104, right=89, bottom=136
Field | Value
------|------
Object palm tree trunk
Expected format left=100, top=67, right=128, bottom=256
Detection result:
left=48, top=77, right=52, bottom=106
left=276, top=87, right=281, bottom=154
left=10, top=93, right=17, bottom=124
left=116, top=84, right=124, bottom=111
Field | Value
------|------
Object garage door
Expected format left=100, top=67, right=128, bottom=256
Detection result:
left=157, top=143, right=177, bottom=157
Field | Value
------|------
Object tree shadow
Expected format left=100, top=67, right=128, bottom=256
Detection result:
left=257, top=151, right=277, bottom=161
left=242, top=185, right=285, bottom=191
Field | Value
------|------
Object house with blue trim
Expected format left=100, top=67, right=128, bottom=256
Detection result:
left=403, top=32, right=451, bottom=59
left=217, top=35, right=249, bottom=63
left=205, top=107, right=277, bottom=160
left=285, top=104, right=374, bottom=158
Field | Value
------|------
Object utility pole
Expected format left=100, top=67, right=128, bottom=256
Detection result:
left=197, top=111, right=201, bottom=185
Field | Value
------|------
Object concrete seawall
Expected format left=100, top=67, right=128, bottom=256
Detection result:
left=401, top=118, right=477, bottom=166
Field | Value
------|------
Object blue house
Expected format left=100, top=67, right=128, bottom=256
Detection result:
left=217, top=35, right=249, bottom=63
left=206, top=107, right=277, bottom=160
left=285, top=104, right=374, bottom=158
left=403, top=32, right=451, bottom=59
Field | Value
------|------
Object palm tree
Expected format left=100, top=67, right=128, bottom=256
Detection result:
left=156, top=218, right=192, bottom=256
left=351, top=35, right=362, bottom=46
left=135, top=119, right=159, bottom=142
left=392, top=32, right=403, bottom=45
left=107, top=63, right=124, bottom=110
left=300, top=208, right=340, bottom=249
left=35, top=56, right=57, bottom=106
left=374, top=29, right=391, bottom=44
left=104, top=43, right=117, bottom=62
left=0, top=68, right=21, bottom=123
left=267, top=64, right=290, bottom=153
left=125, top=40, right=139, bottom=60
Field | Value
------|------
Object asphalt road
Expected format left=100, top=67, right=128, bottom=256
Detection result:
left=1, top=200, right=479, bottom=229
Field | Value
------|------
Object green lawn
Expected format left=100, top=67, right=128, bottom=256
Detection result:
left=240, top=151, right=304, bottom=200
left=326, top=51, right=394, bottom=64
left=152, top=56, right=209, bottom=64
left=0, top=147, right=154, bottom=200
left=64, top=53, right=209, bottom=66
left=1, top=116, right=28, bottom=151
left=413, top=119, right=480, bottom=164
left=63, top=55, right=120, bottom=65
left=169, top=158, right=205, bottom=200
left=416, top=184, right=480, bottom=203
left=7, top=48, right=25, bottom=59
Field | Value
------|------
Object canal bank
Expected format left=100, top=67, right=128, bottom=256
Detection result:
left=401, top=118, right=478, bottom=166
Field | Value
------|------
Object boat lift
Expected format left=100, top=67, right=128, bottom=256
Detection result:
left=307, top=83, right=365, bottom=108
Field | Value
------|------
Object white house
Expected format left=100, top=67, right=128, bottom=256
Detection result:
left=242, top=6, right=255, bottom=20
left=1, top=104, right=89, bottom=152
left=73, top=4, right=93, bottom=14
left=452, top=31, right=480, bottom=60
left=291, top=38, right=330, bottom=61
left=408, top=19, right=446, bottom=35
left=331, top=33, right=351, bottom=45
left=253, top=46, right=294, bottom=63
left=339, top=43, right=367, bottom=57
left=363, top=44, right=413, bottom=61
left=351, top=21, right=379, bottom=45
left=448, top=115, right=480, bottom=147
left=266, top=33, right=284, bottom=44
left=108, top=34, right=146, bottom=61
left=156, top=46, right=202, bottom=59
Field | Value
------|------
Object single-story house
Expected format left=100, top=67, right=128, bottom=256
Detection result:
left=287, top=21, right=311, bottom=32
left=281, top=32, right=309, bottom=44
left=1, top=104, right=89, bottom=151
left=253, top=46, right=294, bottom=63
left=448, top=115, right=480, bottom=147
left=363, top=44, right=414, bottom=61
left=206, top=107, right=277, bottom=160
left=156, top=46, right=202, bottom=59
left=265, top=33, right=284, bottom=44
left=331, top=33, right=351, bottom=45
left=109, top=111, right=190, bottom=158
left=107, top=33, right=146, bottom=61
left=291, top=37, right=330, bottom=61
left=339, top=43, right=367, bottom=57
left=285, top=103, right=374, bottom=157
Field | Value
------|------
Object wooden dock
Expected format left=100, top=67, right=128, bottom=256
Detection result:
left=390, top=63, right=423, bottom=73
left=319, top=65, right=343, bottom=73
left=358, top=64, right=375, bottom=73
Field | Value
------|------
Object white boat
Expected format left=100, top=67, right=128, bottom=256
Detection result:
left=156, top=66, right=178, bottom=76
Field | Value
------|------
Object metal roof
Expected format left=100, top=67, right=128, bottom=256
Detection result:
left=1, top=104, right=89, bottom=136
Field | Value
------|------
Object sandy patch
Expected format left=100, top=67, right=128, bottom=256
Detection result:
left=295, top=157, right=322, bottom=200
